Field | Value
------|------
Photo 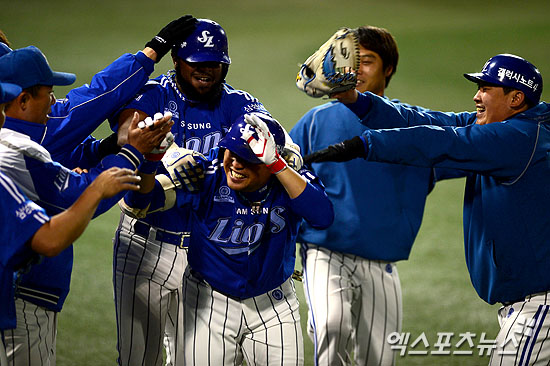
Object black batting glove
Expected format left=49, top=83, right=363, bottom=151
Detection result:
left=145, top=15, right=198, bottom=62
left=304, top=136, right=367, bottom=164
left=97, top=132, right=121, bottom=159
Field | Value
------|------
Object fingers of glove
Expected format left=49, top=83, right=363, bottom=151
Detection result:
left=174, top=164, right=203, bottom=192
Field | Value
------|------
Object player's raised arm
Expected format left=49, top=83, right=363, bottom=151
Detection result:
left=241, top=113, right=334, bottom=228
left=30, top=168, right=140, bottom=257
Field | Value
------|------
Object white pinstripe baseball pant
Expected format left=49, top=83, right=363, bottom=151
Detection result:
left=3, top=298, right=57, bottom=366
left=302, top=244, right=402, bottom=366
left=113, top=213, right=187, bottom=366
left=489, top=292, right=550, bottom=365
left=183, top=268, right=304, bottom=365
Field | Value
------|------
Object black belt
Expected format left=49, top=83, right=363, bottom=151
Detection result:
left=133, top=220, right=189, bottom=248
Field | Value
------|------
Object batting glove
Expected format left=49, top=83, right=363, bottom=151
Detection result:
left=162, top=147, right=206, bottom=192
left=282, top=142, right=304, bottom=171
left=242, top=114, right=287, bottom=174
left=145, top=15, right=198, bottom=61
left=97, top=132, right=121, bottom=159
left=303, top=136, right=367, bottom=164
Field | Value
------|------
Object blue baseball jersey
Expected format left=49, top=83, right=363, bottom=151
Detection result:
left=291, top=100, right=436, bottom=261
left=354, top=92, right=550, bottom=304
left=125, top=147, right=334, bottom=298
left=114, top=71, right=269, bottom=233
left=0, top=117, right=143, bottom=312
left=0, top=171, right=49, bottom=330
left=44, top=51, right=154, bottom=167
left=0, top=52, right=154, bottom=313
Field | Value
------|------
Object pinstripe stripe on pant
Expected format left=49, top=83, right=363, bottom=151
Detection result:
left=490, top=292, right=550, bottom=366
left=183, top=267, right=304, bottom=365
left=302, top=244, right=402, bottom=366
left=113, top=214, right=186, bottom=366
left=4, top=298, right=57, bottom=366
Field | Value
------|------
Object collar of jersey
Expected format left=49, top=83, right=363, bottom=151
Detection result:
left=3, top=116, right=47, bottom=144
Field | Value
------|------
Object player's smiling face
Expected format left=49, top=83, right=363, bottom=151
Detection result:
left=473, top=84, right=517, bottom=125
left=355, top=46, right=392, bottom=97
left=223, top=149, right=272, bottom=192
left=175, top=58, right=224, bottom=101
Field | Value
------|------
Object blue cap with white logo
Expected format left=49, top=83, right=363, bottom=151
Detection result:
left=0, top=46, right=76, bottom=89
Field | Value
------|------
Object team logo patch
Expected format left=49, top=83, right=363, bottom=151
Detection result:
left=385, top=263, right=393, bottom=274
left=213, top=186, right=234, bottom=203
left=271, top=289, right=284, bottom=301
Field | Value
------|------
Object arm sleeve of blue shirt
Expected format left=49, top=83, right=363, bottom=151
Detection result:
left=61, top=136, right=102, bottom=170
left=344, top=92, right=476, bottom=129
left=28, top=144, right=143, bottom=217
left=45, top=51, right=154, bottom=162
left=0, top=172, right=49, bottom=266
left=364, top=119, right=538, bottom=178
left=289, top=170, right=334, bottom=229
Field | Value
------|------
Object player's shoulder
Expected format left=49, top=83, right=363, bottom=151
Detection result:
left=298, top=101, right=351, bottom=126
left=0, top=130, right=51, bottom=163
left=219, top=83, right=269, bottom=116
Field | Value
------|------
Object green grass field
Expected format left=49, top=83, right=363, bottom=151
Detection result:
left=3, top=0, right=550, bottom=365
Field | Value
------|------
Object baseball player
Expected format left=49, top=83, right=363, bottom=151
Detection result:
left=0, top=167, right=140, bottom=365
left=111, top=19, right=274, bottom=366
left=290, top=26, right=463, bottom=366
left=120, top=113, right=334, bottom=365
left=306, top=54, right=550, bottom=365
left=0, top=80, right=141, bottom=365
left=0, top=45, right=173, bottom=365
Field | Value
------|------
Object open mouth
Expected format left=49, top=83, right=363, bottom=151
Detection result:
left=193, top=74, right=213, bottom=85
left=230, top=169, right=246, bottom=180
left=476, top=105, right=486, bottom=114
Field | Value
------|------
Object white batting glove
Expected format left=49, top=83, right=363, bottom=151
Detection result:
left=162, top=146, right=206, bottom=192
left=242, top=113, right=287, bottom=174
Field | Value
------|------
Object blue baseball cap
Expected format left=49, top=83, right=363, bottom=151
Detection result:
left=0, top=46, right=76, bottom=89
left=0, top=82, right=22, bottom=104
left=0, top=42, right=12, bottom=57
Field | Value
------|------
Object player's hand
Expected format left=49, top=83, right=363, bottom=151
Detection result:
left=242, top=113, right=287, bottom=174
left=330, top=88, right=359, bottom=104
left=72, top=167, right=89, bottom=174
left=127, top=111, right=174, bottom=156
left=145, top=15, right=198, bottom=61
left=89, top=167, right=141, bottom=199
left=303, top=136, right=367, bottom=164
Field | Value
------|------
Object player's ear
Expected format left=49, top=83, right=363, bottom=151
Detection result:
left=510, top=90, right=525, bottom=108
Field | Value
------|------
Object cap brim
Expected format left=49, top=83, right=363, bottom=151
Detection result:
left=464, top=72, right=484, bottom=83
left=50, top=71, right=76, bottom=86
left=0, top=82, right=22, bottom=104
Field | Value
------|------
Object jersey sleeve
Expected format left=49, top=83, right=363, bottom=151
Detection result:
left=108, top=79, right=166, bottom=129
left=0, top=171, right=49, bottom=267
left=23, top=145, right=143, bottom=216
left=364, top=119, right=539, bottom=178
left=288, top=169, right=334, bottom=229
left=44, top=51, right=155, bottom=161
left=348, top=92, right=476, bottom=130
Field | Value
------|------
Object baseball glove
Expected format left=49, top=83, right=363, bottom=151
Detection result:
left=296, top=27, right=360, bottom=98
